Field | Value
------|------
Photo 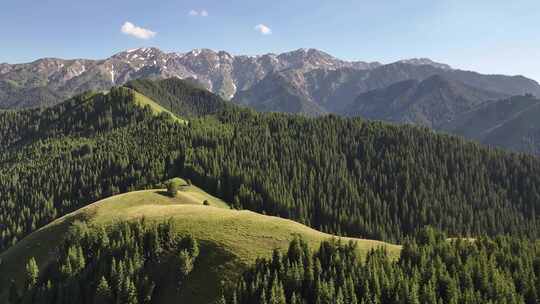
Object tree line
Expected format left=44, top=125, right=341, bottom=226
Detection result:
left=225, top=228, right=540, bottom=304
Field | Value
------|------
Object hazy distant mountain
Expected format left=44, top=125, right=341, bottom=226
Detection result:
left=343, top=75, right=508, bottom=127
left=440, top=94, right=540, bottom=154
left=233, top=69, right=327, bottom=116
left=232, top=61, right=540, bottom=116
left=336, top=74, right=540, bottom=154
left=340, top=75, right=540, bottom=154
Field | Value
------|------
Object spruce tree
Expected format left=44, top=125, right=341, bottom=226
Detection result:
left=94, top=276, right=112, bottom=304
left=178, top=250, right=194, bottom=278
left=25, top=257, right=39, bottom=290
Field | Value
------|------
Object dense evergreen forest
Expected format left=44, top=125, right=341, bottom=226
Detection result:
left=2, top=78, right=540, bottom=254
left=227, top=229, right=540, bottom=304
left=125, top=78, right=232, bottom=117
left=9, top=219, right=199, bottom=304
left=0, top=87, right=188, bottom=251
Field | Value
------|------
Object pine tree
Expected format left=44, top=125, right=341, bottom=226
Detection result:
left=407, top=281, right=420, bottom=304
left=215, top=294, right=227, bottom=304
left=180, top=234, right=199, bottom=258
left=420, top=281, right=438, bottom=304
left=122, top=279, right=138, bottom=304
left=94, top=276, right=112, bottom=304
left=178, top=250, right=194, bottom=278
left=25, top=257, right=39, bottom=290
left=269, top=280, right=286, bottom=304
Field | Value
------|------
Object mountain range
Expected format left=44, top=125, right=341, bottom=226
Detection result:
left=6, top=47, right=539, bottom=111
left=2, top=47, right=540, bottom=154
left=2, top=78, right=540, bottom=303
left=0, top=47, right=380, bottom=109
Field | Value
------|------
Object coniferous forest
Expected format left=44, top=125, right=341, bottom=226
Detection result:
left=11, top=219, right=199, bottom=304
left=2, top=79, right=540, bottom=252
left=228, top=228, right=540, bottom=304
left=1, top=79, right=540, bottom=303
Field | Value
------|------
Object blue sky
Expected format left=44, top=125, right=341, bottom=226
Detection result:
left=1, top=0, right=539, bottom=81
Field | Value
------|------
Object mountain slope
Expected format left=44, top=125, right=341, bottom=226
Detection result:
left=441, top=94, right=540, bottom=154
left=125, top=78, right=231, bottom=117
left=232, top=61, right=539, bottom=116
left=233, top=70, right=327, bottom=116
left=0, top=188, right=399, bottom=303
left=343, top=75, right=507, bottom=127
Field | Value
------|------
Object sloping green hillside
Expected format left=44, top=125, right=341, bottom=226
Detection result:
left=128, top=87, right=186, bottom=124
left=0, top=186, right=400, bottom=304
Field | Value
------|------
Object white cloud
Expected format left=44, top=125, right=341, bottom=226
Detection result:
left=121, top=22, right=156, bottom=40
left=189, top=9, right=208, bottom=17
left=254, top=24, right=272, bottom=35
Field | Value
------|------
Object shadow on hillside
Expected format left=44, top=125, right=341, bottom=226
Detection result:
left=155, top=187, right=191, bottom=198
left=151, top=240, right=244, bottom=304
left=155, top=190, right=172, bottom=197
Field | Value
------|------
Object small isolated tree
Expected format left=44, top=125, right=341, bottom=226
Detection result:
left=203, top=200, right=210, bottom=206
left=166, top=178, right=183, bottom=197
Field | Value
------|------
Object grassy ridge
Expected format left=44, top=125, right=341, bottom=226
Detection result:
left=126, top=87, right=187, bottom=124
left=0, top=186, right=400, bottom=303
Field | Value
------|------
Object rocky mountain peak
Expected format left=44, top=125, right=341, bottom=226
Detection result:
left=277, top=48, right=346, bottom=70
left=2, top=47, right=540, bottom=112
left=397, top=58, right=452, bottom=70
left=112, top=47, right=166, bottom=63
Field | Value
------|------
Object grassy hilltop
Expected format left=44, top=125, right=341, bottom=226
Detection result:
left=0, top=182, right=400, bottom=304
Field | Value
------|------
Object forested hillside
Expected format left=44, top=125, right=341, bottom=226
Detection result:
left=228, top=228, right=540, bottom=304
left=186, top=109, right=540, bottom=242
left=0, top=86, right=189, bottom=251
left=2, top=78, right=540, bottom=255
left=125, top=78, right=232, bottom=117
left=12, top=220, right=200, bottom=304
